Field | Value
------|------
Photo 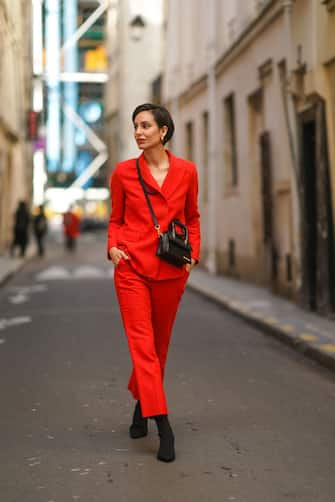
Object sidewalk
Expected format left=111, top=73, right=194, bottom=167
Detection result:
left=0, top=248, right=35, bottom=287
left=187, top=268, right=335, bottom=372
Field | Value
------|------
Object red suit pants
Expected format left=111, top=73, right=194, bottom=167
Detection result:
left=114, top=260, right=188, bottom=418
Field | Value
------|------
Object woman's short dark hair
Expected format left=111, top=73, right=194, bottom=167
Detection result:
left=132, top=103, right=175, bottom=145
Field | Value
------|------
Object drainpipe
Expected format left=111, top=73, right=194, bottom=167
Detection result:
left=206, top=0, right=218, bottom=275
left=281, top=0, right=303, bottom=292
left=170, top=0, right=181, bottom=155
left=281, top=0, right=298, bottom=183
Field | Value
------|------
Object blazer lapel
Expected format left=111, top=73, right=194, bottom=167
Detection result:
left=138, top=150, right=186, bottom=198
left=138, top=153, right=160, bottom=193
left=162, top=150, right=186, bottom=198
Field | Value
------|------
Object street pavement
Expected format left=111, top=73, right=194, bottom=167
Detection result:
left=1, top=233, right=335, bottom=502
left=3, top=234, right=335, bottom=375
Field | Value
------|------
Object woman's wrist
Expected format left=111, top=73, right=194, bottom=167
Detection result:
left=109, top=246, right=118, bottom=259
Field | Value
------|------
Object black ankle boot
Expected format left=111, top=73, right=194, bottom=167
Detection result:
left=129, top=401, right=148, bottom=439
left=154, top=415, right=175, bottom=462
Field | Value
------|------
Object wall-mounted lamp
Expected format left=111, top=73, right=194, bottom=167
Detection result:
left=129, top=14, right=146, bottom=42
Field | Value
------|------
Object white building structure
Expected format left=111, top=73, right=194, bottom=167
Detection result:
left=104, top=0, right=164, bottom=168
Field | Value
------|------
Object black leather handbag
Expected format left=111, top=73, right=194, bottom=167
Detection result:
left=136, top=159, right=192, bottom=268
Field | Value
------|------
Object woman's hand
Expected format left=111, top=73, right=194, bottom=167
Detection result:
left=185, top=258, right=197, bottom=273
left=109, top=246, right=129, bottom=266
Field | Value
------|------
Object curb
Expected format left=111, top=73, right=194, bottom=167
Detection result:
left=0, top=251, right=35, bottom=288
left=187, top=281, right=335, bottom=374
left=0, top=260, right=26, bottom=287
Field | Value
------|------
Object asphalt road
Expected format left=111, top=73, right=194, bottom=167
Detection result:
left=0, top=232, right=335, bottom=502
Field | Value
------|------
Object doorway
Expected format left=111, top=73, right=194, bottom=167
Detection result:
left=299, top=99, right=335, bottom=314
left=301, top=119, right=317, bottom=309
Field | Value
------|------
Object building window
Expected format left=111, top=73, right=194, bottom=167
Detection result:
left=151, top=74, right=162, bottom=104
left=286, top=253, right=293, bottom=283
left=228, top=239, right=236, bottom=269
left=202, top=111, right=209, bottom=204
left=185, top=121, right=194, bottom=161
left=168, top=136, right=174, bottom=151
left=260, top=131, right=273, bottom=243
left=223, top=93, right=238, bottom=187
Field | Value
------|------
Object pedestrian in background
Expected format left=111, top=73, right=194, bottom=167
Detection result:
left=63, top=206, right=80, bottom=251
left=33, top=205, right=48, bottom=257
left=107, top=103, right=201, bottom=462
left=11, top=200, right=30, bottom=258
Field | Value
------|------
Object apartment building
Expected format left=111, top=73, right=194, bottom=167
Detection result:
left=163, top=0, right=335, bottom=315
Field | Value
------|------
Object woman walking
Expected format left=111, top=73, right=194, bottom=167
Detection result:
left=107, top=103, right=201, bottom=462
left=33, top=205, right=48, bottom=257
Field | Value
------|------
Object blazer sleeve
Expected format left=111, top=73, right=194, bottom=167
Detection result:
left=107, top=166, right=125, bottom=259
left=185, top=165, right=201, bottom=263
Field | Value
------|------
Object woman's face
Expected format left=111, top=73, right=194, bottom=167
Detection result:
left=133, top=111, right=167, bottom=150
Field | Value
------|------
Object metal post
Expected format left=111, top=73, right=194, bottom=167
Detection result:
left=62, top=0, right=78, bottom=173
left=206, top=0, right=218, bottom=274
left=45, top=0, right=61, bottom=172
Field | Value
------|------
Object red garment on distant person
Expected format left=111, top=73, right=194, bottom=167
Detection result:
left=63, top=211, right=80, bottom=237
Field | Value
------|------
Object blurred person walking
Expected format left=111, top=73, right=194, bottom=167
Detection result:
left=33, top=205, right=48, bottom=257
left=107, top=103, right=201, bottom=462
left=11, top=201, right=30, bottom=258
left=63, top=206, right=80, bottom=252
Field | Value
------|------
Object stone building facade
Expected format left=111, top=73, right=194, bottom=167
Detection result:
left=163, top=0, right=335, bottom=315
left=0, top=0, right=33, bottom=253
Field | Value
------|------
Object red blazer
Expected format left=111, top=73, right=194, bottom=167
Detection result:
left=107, top=150, right=201, bottom=280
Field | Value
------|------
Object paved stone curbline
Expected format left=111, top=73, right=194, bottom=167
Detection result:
left=187, top=268, right=335, bottom=373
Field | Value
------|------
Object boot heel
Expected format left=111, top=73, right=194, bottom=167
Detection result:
left=129, top=401, right=148, bottom=439
left=157, top=432, right=175, bottom=462
left=129, top=422, right=148, bottom=439
left=154, top=414, right=176, bottom=462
